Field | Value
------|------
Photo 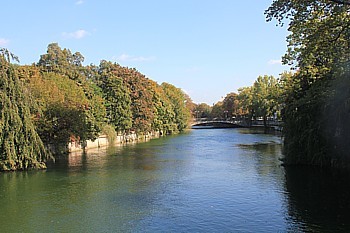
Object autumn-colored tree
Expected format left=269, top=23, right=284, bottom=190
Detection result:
left=161, top=83, right=191, bottom=132
left=148, top=80, right=177, bottom=134
left=26, top=72, right=103, bottom=151
left=210, top=101, right=224, bottom=120
left=222, top=92, right=239, bottom=119
left=1, top=43, right=194, bottom=170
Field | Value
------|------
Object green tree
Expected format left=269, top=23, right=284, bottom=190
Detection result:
left=237, top=86, right=254, bottom=126
left=98, top=61, right=132, bottom=133
left=266, top=0, right=350, bottom=167
left=161, top=83, right=191, bottom=132
left=210, top=101, right=224, bottom=119
left=148, top=80, right=177, bottom=134
left=252, top=75, right=280, bottom=128
left=194, top=103, right=212, bottom=119
left=24, top=71, right=104, bottom=153
left=222, top=92, right=239, bottom=119
left=37, top=43, right=86, bottom=81
left=35, top=44, right=105, bottom=150
left=98, top=63, right=156, bottom=134
left=0, top=51, right=52, bottom=171
left=237, top=75, right=280, bottom=128
left=266, top=0, right=350, bottom=75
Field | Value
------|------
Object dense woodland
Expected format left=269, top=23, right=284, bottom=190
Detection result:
left=0, top=44, right=193, bottom=171
left=1, top=0, right=350, bottom=171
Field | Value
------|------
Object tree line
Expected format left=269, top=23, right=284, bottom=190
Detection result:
left=266, top=0, right=350, bottom=168
left=0, top=43, right=192, bottom=171
left=194, top=0, right=350, bottom=169
left=1, top=0, right=349, bottom=170
left=194, top=73, right=292, bottom=129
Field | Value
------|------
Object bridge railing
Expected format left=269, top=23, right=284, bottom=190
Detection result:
left=192, top=118, right=283, bottom=127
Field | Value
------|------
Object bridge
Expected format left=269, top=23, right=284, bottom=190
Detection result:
left=191, top=118, right=283, bottom=130
left=191, top=119, right=244, bottom=129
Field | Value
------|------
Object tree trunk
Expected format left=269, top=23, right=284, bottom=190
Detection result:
left=263, top=115, right=268, bottom=133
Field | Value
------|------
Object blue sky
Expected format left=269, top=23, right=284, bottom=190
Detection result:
left=1, top=0, right=289, bottom=104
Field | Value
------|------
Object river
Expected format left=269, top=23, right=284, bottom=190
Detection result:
left=1, top=128, right=350, bottom=232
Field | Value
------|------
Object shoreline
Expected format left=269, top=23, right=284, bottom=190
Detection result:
left=68, top=131, right=163, bottom=153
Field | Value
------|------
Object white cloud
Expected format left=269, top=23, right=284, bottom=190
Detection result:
left=76, top=0, right=84, bottom=5
left=268, top=59, right=282, bottom=65
left=62, top=29, right=90, bottom=39
left=114, top=53, right=155, bottom=62
left=0, top=38, right=10, bottom=46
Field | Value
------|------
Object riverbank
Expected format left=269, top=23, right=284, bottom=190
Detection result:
left=68, top=131, right=162, bottom=153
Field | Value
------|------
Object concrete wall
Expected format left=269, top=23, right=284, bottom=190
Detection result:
left=68, top=131, right=161, bottom=153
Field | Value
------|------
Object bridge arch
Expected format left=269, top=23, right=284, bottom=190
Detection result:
left=191, top=120, right=243, bottom=129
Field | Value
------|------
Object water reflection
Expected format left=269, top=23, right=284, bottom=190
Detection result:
left=237, top=141, right=285, bottom=185
left=2, top=129, right=350, bottom=232
left=284, top=166, right=350, bottom=232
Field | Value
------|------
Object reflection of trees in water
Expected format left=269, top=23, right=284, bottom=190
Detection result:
left=0, top=143, right=163, bottom=232
left=284, top=167, right=350, bottom=232
left=238, top=142, right=284, bottom=181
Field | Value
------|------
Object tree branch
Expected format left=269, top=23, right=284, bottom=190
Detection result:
left=329, top=0, right=350, bottom=5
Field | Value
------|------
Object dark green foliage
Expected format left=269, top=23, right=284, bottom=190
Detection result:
left=194, top=103, right=212, bottom=119
left=282, top=76, right=330, bottom=166
left=0, top=54, right=52, bottom=171
left=283, top=71, right=350, bottom=167
left=266, top=0, right=350, bottom=167
left=322, top=73, right=350, bottom=165
left=97, top=61, right=132, bottom=133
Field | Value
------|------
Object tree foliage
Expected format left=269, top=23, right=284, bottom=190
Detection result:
left=0, top=52, right=52, bottom=171
left=21, top=68, right=105, bottom=152
left=194, top=103, right=212, bottom=119
left=97, top=61, right=132, bottom=133
left=161, top=83, right=191, bottom=132
left=38, top=43, right=85, bottom=79
left=237, top=75, right=281, bottom=128
left=1, top=43, right=192, bottom=170
left=266, top=0, right=350, bottom=167
left=266, top=0, right=350, bottom=74
left=222, top=93, right=240, bottom=118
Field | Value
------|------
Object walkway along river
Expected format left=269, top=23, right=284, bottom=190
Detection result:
left=1, top=128, right=350, bottom=232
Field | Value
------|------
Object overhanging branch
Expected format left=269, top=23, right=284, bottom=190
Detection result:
left=329, top=0, right=350, bottom=5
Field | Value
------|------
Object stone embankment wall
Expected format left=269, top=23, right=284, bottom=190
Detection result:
left=68, top=131, right=161, bottom=152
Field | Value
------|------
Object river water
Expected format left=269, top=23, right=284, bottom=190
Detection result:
left=1, top=128, right=350, bottom=232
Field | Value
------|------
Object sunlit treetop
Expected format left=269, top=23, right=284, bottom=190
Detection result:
left=265, top=0, right=350, bottom=73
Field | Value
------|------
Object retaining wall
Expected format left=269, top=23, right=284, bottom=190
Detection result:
left=68, top=131, right=161, bottom=153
